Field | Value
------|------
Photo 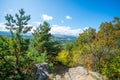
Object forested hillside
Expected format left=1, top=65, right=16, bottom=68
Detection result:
left=0, top=9, right=120, bottom=80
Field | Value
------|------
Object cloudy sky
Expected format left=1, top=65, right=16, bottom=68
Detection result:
left=0, top=0, right=120, bottom=36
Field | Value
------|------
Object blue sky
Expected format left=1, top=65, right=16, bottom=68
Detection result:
left=0, top=0, right=120, bottom=36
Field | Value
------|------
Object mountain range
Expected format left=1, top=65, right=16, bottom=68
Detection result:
left=0, top=31, right=77, bottom=43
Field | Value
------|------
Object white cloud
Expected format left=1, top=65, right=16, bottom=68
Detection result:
left=41, top=14, right=53, bottom=21
left=24, top=24, right=35, bottom=33
left=66, top=16, right=72, bottom=19
left=33, top=22, right=42, bottom=26
left=0, top=21, right=89, bottom=37
left=50, top=25, right=83, bottom=36
left=83, top=27, right=89, bottom=30
left=0, top=23, right=8, bottom=32
left=0, top=22, right=36, bottom=34
left=31, top=26, right=36, bottom=33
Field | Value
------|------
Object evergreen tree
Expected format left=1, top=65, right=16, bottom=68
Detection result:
left=32, top=21, right=61, bottom=62
left=0, top=9, right=32, bottom=80
left=33, top=21, right=53, bottom=53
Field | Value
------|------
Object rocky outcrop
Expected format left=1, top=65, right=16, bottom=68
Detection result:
left=34, top=63, right=50, bottom=80
left=34, top=63, right=106, bottom=80
left=52, top=66, right=105, bottom=80
left=64, top=66, right=104, bottom=80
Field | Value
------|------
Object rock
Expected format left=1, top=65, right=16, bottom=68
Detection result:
left=64, top=66, right=104, bottom=80
left=53, top=75, right=62, bottom=80
left=34, top=63, right=50, bottom=80
left=89, top=71, right=104, bottom=80
left=34, top=63, right=105, bottom=80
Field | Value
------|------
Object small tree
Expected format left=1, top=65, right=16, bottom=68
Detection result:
left=32, top=21, right=61, bottom=63
left=0, top=9, right=32, bottom=80
left=32, top=21, right=53, bottom=53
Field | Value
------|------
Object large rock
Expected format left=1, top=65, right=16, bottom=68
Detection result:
left=64, top=66, right=104, bottom=80
left=34, top=63, right=50, bottom=80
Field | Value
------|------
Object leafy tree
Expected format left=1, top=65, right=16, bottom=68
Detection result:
left=63, top=42, right=74, bottom=52
left=84, top=18, right=120, bottom=79
left=75, top=28, right=96, bottom=67
left=77, top=27, right=96, bottom=45
left=57, top=18, right=120, bottom=79
left=113, top=17, right=120, bottom=47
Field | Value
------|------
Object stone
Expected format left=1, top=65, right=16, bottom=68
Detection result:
left=64, top=66, right=104, bottom=80
left=34, top=63, right=50, bottom=80
left=89, top=71, right=104, bottom=80
left=54, top=75, right=61, bottom=80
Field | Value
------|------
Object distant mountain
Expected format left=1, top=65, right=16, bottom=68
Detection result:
left=53, top=34, right=77, bottom=43
left=0, top=31, right=77, bottom=43
left=0, top=31, right=11, bottom=37
left=0, top=31, right=33, bottom=38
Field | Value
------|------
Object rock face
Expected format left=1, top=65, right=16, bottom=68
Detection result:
left=34, top=63, right=50, bottom=80
left=34, top=63, right=105, bottom=80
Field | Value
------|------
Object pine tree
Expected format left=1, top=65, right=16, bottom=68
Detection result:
left=0, top=9, right=32, bottom=80
left=32, top=21, right=61, bottom=62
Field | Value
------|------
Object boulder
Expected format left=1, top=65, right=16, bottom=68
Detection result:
left=34, top=63, right=50, bottom=80
left=64, top=66, right=104, bottom=80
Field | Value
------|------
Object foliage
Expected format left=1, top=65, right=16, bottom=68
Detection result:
left=101, top=55, right=120, bottom=79
left=27, top=43, right=48, bottom=63
left=56, top=17, right=120, bottom=79
left=32, top=21, right=61, bottom=63
left=0, top=9, right=59, bottom=80
left=0, top=9, right=36, bottom=80
left=0, top=9, right=33, bottom=80
left=56, top=50, right=71, bottom=66
left=32, top=21, right=53, bottom=53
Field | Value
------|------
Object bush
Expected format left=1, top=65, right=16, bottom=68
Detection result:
left=56, top=50, right=70, bottom=66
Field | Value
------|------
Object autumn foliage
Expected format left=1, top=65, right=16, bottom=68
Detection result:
left=56, top=17, right=120, bottom=80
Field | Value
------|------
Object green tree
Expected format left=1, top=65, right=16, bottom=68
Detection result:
left=0, top=36, right=15, bottom=79
left=32, top=21, right=61, bottom=63
left=77, top=27, right=96, bottom=44
left=33, top=21, right=52, bottom=53
left=0, top=9, right=32, bottom=80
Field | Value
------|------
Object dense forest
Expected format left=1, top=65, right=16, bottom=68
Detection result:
left=0, top=9, right=120, bottom=80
